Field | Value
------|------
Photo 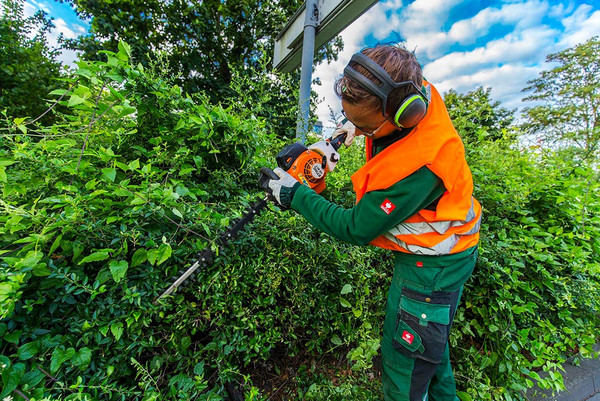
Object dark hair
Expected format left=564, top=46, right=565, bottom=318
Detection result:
left=334, top=44, right=423, bottom=116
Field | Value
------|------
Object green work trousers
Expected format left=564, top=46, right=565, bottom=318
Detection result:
left=381, top=247, right=478, bottom=401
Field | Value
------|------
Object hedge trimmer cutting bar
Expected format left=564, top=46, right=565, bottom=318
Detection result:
left=156, top=196, right=270, bottom=301
left=156, top=133, right=346, bottom=301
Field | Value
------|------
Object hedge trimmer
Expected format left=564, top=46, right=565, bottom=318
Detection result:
left=156, top=133, right=346, bottom=301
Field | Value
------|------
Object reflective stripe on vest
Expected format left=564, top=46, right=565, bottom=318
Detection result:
left=389, top=198, right=479, bottom=236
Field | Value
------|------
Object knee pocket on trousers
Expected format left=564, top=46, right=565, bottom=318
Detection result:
left=392, top=287, right=459, bottom=364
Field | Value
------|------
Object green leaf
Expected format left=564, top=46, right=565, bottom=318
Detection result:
left=109, top=260, right=128, bottom=283
left=79, top=251, right=111, bottom=265
left=17, top=342, right=39, bottom=360
left=128, top=159, right=140, bottom=170
left=50, top=347, right=75, bottom=373
left=0, top=167, right=6, bottom=183
left=0, top=363, right=25, bottom=398
left=22, top=367, right=45, bottom=388
left=457, top=391, right=473, bottom=401
left=131, top=249, right=148, bottom=268
left=155, top=243, right=172, bottom=266
left=339, top=297, right=352, bottom=308
left=118, top=40, right=132, bottom=58
left=72, top=347, right=92, bottom=370
left=49, top=234, right=63, bottom=255
left=4, top=330, right=21, bottom=344
left=193, top=362, right=204, bottom=376
left=0, top=159, right=15, bottom=167
left=14, top=251, right=43, bottom=269
left=75, top=68, right=92, bottom=78
left=102, top=167, right=116, bottom=182
left=172, top=208, right=183, bottom=218
left=33, top=263, right=51, bottom=277
left=331, top=335, right=343, bottom=346
left=67, top=94, right=86, bottom=107
left=111, top=322, right=124, bottom=341
left=340, top=284, right=352, bottom=295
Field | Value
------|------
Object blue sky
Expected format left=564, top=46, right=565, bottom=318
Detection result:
left=19, top=0, right=600, bottom=128
left=314, top=0, right=600, bottom=128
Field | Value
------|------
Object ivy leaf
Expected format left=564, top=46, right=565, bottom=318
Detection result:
left=109, top=260, right=128, bottom=283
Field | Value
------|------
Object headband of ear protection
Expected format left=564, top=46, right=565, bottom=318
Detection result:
left=343, top=52, right=428, bottom=128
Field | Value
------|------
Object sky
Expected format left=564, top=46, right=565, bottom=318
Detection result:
left=16, top=0, right=600, bottom=131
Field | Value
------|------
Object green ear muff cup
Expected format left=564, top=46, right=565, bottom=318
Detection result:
left=394, top=95, right=427, bottom=128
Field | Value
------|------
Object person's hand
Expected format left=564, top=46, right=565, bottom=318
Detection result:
left=260, top=167, right=299, bottom=208
left=332, top=119, right=357, bottom=147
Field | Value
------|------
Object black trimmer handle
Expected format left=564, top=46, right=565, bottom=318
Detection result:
left=259, top=166, right=279, bottom=192
left=328, top=132, right=348, bottom=151
left=259, top=167, right=290, bottom=210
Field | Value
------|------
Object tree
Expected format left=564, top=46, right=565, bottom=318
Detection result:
left=0, top=0, right=63, bottom=124
left=60, top=0, right=341, bottom=98
left=521, top=36, right=600, bottom=162
left=444, top=86, right=514, bottom=145
left=59, top=0, right=343, bottom=139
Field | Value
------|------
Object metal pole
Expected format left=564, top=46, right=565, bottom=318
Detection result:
left=296, top=0, right=319, bottom=143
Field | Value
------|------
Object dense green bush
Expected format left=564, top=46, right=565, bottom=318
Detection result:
left=0, top=42, right=387, bottom=399
left=1, top=41, right=599, bottom=400
left=452, top=136, right=600, bottom=400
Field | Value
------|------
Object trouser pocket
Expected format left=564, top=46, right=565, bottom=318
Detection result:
left=392, top=286, right=460, bottom=364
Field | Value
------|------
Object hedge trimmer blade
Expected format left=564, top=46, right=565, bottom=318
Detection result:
left=155, top=197, right=270, bottom=302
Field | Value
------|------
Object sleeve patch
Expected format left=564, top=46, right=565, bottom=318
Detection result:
left=380, top=199, right=396, bottom=215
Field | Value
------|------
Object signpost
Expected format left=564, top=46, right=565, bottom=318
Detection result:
left=274, top=0, right=380, bottom=142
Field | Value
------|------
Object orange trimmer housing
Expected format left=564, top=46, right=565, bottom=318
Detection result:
left=276, top=143, right=328, bottom=193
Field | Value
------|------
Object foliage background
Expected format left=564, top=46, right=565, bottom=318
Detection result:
left=1, top=0, right=599, bottom=398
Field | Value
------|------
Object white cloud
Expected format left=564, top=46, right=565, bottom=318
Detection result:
left=312, top=0, right=600, bottom=124
left=558, top=5, right=600, bottom=48
left=423, top=26, right=559, bottom=82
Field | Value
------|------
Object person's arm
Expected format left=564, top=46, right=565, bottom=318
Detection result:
left=290, top=167, right=445, bottom=246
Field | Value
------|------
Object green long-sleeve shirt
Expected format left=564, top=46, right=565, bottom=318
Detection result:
left=290, top=167, right=446, bottom=246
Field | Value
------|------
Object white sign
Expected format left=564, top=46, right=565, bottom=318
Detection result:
left=274, top=0, right=380, bottom=73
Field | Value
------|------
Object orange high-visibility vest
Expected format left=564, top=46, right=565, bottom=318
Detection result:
left=351, top=82, right=481, bottom=255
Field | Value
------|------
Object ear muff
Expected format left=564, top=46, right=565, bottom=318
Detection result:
left=394, top=94, right=427, bottom=128
left=343, top=52, right=429, bottom=129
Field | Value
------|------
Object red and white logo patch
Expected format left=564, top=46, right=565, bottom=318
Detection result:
left=380, top=199, right=396, bottom=215
left=401, top=330, right=414, bottom=345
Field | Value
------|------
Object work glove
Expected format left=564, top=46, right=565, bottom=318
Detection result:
left=259, top=167, right=300, bottom=209
left=332, top=119, right=356, bottom=147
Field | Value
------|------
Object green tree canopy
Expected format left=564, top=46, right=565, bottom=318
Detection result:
left=522, top=36, right=600, bottom=162
left=60, top=0, right=342, bottom=138
left=444, top=86, right=514, bottom=145
left=0, top=0, right=63, bottom=124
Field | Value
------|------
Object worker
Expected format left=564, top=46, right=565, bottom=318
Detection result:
left=262, top=44, right=481, bottom=401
